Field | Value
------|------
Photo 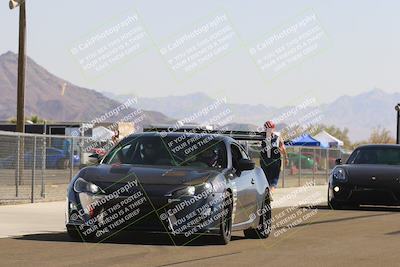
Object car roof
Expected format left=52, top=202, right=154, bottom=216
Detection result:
left=356, top=144, right=400, bottom=149
left=125, top=131, right=233, bottom=143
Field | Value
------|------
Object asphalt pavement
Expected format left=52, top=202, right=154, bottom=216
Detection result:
left=0, top=206, right=399, bottom=267
left=1, top=185, right=399, bottom=267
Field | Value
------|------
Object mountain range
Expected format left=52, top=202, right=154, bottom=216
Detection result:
left=104, top=89, right=400, bottom=141
left=0, top=51, right=173, bottom=126
left=0, top=51, right=398, bottom=141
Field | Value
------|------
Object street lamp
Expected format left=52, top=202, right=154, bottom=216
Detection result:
left=10, top=0, right=26, bottom=191
left=396, top=104, right=400, bottom=144
left=10, top=0, right=26, bottom=133
left=9, top=0, right=24, bottom=9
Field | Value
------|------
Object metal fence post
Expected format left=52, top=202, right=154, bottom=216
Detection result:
left=326, top=148, right=330, bottom=182
left=298, top=147, right=302, bottom=186
left=15, top=135, right=20, bottom=197
left=31, top=136, right=36, bottom=203
left=70, top=137, right=74, bottom=181
left=41, top=136, right=46, bottom=198
left=282, top=157, right=285, bottom=188
left=313, top=148, right=316, bottom=185
left=19, top=135, right=24, bottom=186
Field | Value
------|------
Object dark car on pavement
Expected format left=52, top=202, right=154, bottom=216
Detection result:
left=328, top=144, right=400, bottom=209
left=66, top=132, right=272, bottom=244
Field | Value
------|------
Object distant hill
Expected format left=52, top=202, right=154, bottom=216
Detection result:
left=320, top=89, right=400, bottom=141
left=0, top=51, right=173, bottom=126
left=103, top=91, right=282, bottom=130
left=104, top=89, right=400, bottom=141
left=1, top=51, right=397, bottom=141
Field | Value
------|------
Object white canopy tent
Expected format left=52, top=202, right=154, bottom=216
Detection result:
left=92, top=126, right=114, bottom=141
left=313, top=130, right=344, bottom=148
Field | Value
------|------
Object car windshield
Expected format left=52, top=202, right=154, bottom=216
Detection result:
left=347, top=147, right=400, bottom=165
left=102, top=134, right=227, bottom=169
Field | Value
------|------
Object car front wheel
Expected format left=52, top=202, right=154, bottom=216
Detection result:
left=67, top=226, right=95, bottom=241
left=216, top=192, right=233, bottom=245
left=328, top=189, right=343, bottom=209
left=328, top=199, right=343, bottom=209
left=244, top=191, right=272, bottom=239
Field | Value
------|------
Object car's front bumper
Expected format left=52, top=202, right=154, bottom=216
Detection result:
left=66, top=190, right=226, bottom=239
left=329, top=181, right=400, bottom=205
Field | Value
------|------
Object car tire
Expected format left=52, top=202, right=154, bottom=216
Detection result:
left=67, top=227, right=84, bottom=241
left=67, top=226, right=95, bottom=241
left=327, top=188, right=343, bottom=210
left=216, top=192, right=233, bottom=245
left=244, top=191, right=272, bottom=239
left=328, top=198, right=343, bottom=210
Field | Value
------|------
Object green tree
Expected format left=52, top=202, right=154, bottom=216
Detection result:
left=28, top=115, right=45, bottom=124
left=8, top=115, right=46, bottom=124
left=368, top=127, right=395, bottom=144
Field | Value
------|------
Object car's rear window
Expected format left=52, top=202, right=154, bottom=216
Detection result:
left=347, top=147, right=400, bottom=165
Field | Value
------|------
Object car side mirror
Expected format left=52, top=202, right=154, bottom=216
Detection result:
left=335, top=158, right=342, bottom=165
left=238, top=159, right=255, bottom=172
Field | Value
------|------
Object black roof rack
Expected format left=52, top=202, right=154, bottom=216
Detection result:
left=143, top=126, right=266, bottom=141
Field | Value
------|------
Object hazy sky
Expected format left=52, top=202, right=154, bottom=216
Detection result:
left=1, top=0, right=399, bottom=107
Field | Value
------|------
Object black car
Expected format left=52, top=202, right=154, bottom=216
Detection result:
left=66, top=132, right=271, bottom=244
left=328, top=144, right=400, bottom=209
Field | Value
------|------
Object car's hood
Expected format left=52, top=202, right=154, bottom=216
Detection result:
left=340, top=164, right=400, bottom=187
left=79, top=164, right=221, bottom=195
left=341, top=164, right=400, bottom=175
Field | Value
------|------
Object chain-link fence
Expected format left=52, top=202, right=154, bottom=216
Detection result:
left=0, top=131, right=351, bottom=203
left=0, top=131, right=113, bottom=204
left=248, top=144, right=351, bottom=188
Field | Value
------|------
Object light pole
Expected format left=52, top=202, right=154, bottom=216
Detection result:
left=10, top=0, right=26, bottom=133
left=396, top=104, right=400, bottom=144
left=10, top=0, right=26, bottom=188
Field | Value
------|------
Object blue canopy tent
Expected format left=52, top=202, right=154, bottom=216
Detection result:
left=288, top=134, right=321, bottom=147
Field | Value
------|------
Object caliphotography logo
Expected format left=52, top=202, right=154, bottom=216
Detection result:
left=157, top=11, right=242, bottom=81
left=248, top=9, right=331, bottom=83
left=69, top=8, right=152, bottom=79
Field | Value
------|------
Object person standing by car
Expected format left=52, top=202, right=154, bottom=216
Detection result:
left=62, top=139, right=72, bottom=169
left=63, top=139, right=71, bottom=157
left=260, top=120, right=289, bottom=192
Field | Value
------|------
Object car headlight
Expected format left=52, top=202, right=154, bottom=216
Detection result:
left=332, top=168, right=347, bottom=181
left=174, top=182, right=213, bottom=197
left=73, top=177, right=104, bottom=194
